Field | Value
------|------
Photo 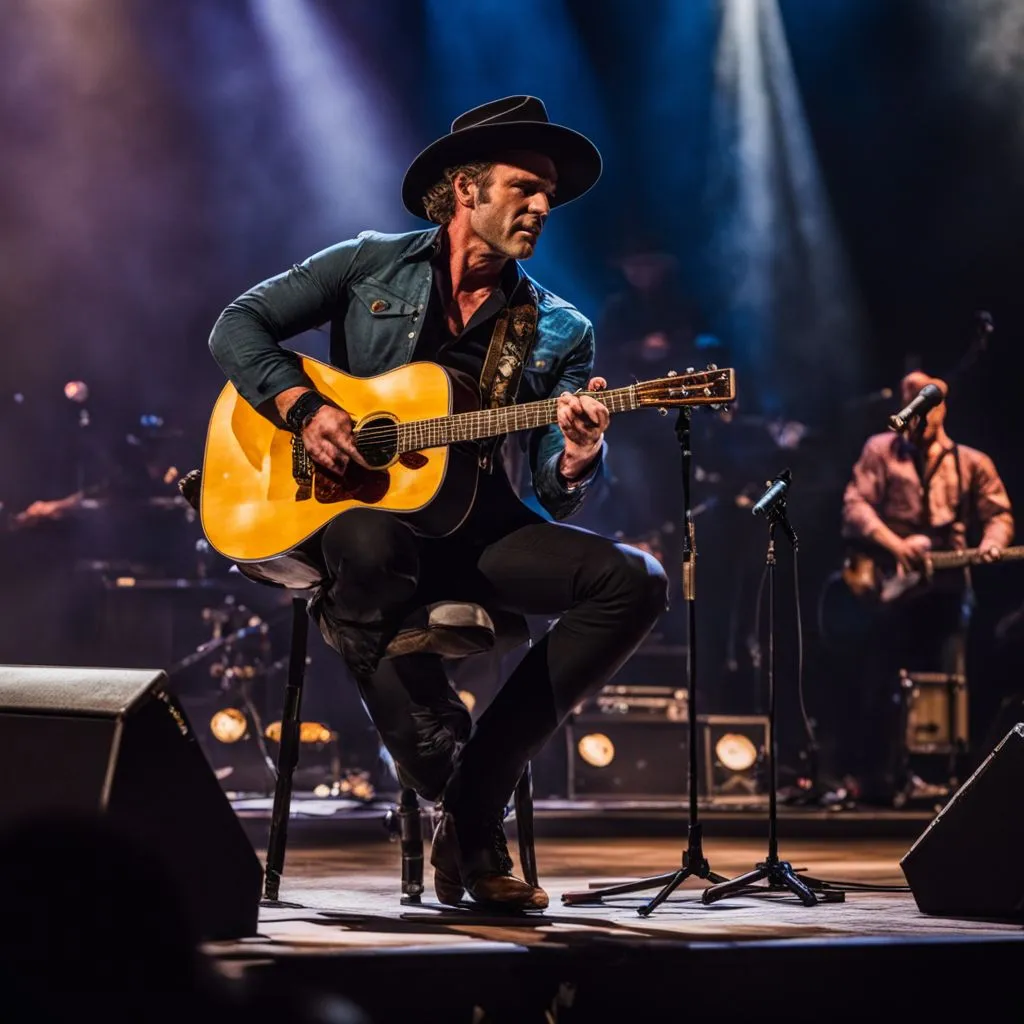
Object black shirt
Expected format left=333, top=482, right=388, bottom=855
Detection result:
left=415, top=246, right=525, bottom=384
left=413, top=245, right=533, bottom=514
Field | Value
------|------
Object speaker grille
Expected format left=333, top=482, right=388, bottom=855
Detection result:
left=0, top=666, right=165, bottom=718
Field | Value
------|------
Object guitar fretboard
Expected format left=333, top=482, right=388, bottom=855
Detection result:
left=929, top=545, right=1024, bottom=569
left=395, top=386, right=638, bottom=452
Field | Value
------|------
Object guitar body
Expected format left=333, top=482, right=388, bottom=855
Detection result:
left=818, top=533, right=986, bottom=649
left=200, top=358, right=481, bottom=565
left=198, top=358, right=737, bottom=583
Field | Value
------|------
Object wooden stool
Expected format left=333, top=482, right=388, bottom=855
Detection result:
left=263, top=596, right=538, bottom=906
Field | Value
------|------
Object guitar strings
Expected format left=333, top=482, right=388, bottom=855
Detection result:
left=339, top=386, right=692, bottom=443
left=325, top=377, right=725, bottom=449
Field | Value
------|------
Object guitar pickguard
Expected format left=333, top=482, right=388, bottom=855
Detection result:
left=313, top=464, right=391, bottom=505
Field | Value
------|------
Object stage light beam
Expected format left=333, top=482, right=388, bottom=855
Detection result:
left=248, top=0, right=409, bottom=234
left=709, top=0, right=866, bottom=419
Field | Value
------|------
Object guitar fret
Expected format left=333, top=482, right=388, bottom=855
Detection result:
left=930, top=544, right=1024, bottom=569
left=395, top=377, right=722, bottom=454
left=399, top=389, right=631, bottom=451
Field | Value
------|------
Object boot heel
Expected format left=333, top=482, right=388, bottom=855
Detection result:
left=433, top=866, right=464, bottom=906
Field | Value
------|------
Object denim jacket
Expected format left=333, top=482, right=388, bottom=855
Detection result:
left=208, top=226, right=604, bottom=520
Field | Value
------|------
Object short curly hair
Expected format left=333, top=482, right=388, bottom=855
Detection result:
left=421, top=162, right=495, bottom=224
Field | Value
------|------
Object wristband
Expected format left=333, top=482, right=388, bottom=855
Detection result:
left=558, top=456, right=597, bottom=492
left=285, top=391, right=328, bottom=434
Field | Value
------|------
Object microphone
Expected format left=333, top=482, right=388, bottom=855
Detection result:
left=888, top=383, right=943, bottom=433
left=752, top=468, right=792, bottom=518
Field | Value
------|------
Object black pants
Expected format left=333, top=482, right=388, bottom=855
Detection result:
left=310, top=472, right=669, bottom=826
left=841, top=585, right=969, bottom=801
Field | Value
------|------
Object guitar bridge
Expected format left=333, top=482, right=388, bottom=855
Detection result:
left=291, top=434, right=313, bottom=501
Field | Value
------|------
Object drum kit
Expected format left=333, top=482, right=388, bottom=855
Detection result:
left=0, top=404, right=368, bottom=800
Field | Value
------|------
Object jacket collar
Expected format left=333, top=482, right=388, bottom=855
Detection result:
left=401, top=226, right=443, bottom=263
left=404, top=225, right=534, bottom=304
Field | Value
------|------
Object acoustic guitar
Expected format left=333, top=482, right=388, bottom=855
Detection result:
left=818, top=534, right=1024, bottom=647
left=199, top=356, right=736, bottom=568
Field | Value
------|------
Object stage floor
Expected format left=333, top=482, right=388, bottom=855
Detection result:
left=207, top=828, right=1024, bottom=1021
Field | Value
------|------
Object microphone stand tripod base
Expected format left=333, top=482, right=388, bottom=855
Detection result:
left=701, top=858, right=845, bottom=907
left=560, top=823, right=728, bottom=908
left=704, top=489, right=847, bottom=909
left=561, top=400, right=725, bottom=917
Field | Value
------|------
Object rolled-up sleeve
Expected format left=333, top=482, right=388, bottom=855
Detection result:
left=842, top=439, right=889, bottom=540
left=973, top=453, right=1015, bottom=549
left=208, top=238, right=363, bottom=408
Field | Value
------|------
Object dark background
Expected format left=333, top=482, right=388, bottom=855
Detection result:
left=1, top=0, right=1021, bottom=790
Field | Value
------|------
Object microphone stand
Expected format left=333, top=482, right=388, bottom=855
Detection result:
left=562, top=393, right=727, bottom=915
left=701, top=480, right=844, bottom=906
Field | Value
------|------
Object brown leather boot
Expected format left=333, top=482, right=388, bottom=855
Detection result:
left=429, top=812, right=548, bottom=911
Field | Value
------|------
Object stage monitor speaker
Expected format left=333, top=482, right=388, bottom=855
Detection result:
left=0, top=665, right=264, bottom=940
left=900, top=723, right=1024, bottom=922
left=972, top=691, right=1024, bottom=774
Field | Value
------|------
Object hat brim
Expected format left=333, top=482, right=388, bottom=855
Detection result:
left=402, top=121, right=602, bottom=220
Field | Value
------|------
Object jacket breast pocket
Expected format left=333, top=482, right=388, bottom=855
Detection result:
left=351, top=278, right=419, bottom=320
left=520, top=347, right=563, bottom=401
left=347, top=278, right=423, bottom=373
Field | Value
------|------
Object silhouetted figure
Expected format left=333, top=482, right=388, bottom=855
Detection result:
left=0, top=812, right=370, bottom=1023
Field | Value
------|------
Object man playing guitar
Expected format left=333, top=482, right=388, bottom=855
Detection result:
left=835, top=369, right=1013, bottom=804
left=207, top=96, right=671, bottom=910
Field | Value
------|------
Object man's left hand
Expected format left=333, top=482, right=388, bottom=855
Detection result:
left=980, top=544, right=1004, bottom=563
left=557, top=377, right=609, bottom=480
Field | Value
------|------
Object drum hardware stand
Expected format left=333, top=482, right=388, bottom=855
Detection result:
left=563, top=372, right=728, bottom=915
left=702, top=471, right=844, bottom=906
left=168, top=600, right=287, bottom=790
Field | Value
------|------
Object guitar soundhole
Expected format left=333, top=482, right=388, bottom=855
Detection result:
left=355, top=416, right=398, bottom=469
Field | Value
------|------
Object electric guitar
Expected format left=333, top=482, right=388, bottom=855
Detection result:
left=818, top=535, right=1024, bottom=647
left=199, top=356, right=736, bottom=572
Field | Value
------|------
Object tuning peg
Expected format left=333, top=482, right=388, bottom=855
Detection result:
left=706, top=363, right=718, bottom=371
left=686, top=366, right=695, bottom=373
left=667, top=370, right=678, bottom=377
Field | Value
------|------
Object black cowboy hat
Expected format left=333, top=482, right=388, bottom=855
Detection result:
left=402, top=95, right=602, bottom=220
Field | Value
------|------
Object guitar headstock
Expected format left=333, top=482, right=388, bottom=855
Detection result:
left=634, top=366, right=736, bottom=408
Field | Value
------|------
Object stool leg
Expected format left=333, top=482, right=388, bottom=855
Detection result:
left=513, top=763, right=538, bottom=888
left=395, top=786, right=424, bottom=904
left=263, top=597, right=308, bottom=903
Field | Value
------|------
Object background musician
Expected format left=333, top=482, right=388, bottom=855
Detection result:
left=834, top=370, right=1014, bottom=805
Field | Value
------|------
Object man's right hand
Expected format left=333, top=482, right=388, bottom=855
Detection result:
left=888, top=533, right=932, bottom=572
left=300, top=404, right=372, bottom=475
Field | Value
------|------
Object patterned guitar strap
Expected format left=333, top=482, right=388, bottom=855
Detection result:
left=476, top=279, right=540, bottom=471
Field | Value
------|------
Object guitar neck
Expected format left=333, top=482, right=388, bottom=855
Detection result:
left=395, top=385, right=638, bottom=452
left=929, top=545, right=1024, bottom=569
